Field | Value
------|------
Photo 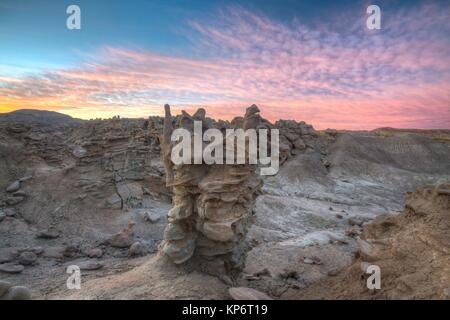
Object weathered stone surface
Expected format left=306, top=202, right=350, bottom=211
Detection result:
left=163, top=223, right=186, bottom=240
left=167, top=205, right=192, bottom=222
left=161, top=237, right=196, bottom=264
left=228, top=287, right=273, bottom=300
left=201, top=221, right=236, bottom=242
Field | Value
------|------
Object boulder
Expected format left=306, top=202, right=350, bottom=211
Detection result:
left=129, top=242, right=145, bottom=256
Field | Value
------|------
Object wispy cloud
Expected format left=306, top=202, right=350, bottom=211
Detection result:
left=1, top=4, right=449, bottom=129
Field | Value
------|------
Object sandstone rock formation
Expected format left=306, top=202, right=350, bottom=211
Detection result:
left=275, top=120, right=317, bottom=164
left=159, top=105, right=263, bottom=276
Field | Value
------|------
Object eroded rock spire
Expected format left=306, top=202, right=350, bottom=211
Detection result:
left=158, top=105, right=263, bottom=276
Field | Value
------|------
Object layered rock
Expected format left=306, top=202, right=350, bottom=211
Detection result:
left=275, top=120, right=317, bottom=164
left=159, top=105, right=263, bottom=276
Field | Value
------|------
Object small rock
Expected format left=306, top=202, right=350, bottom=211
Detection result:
left=348, top=218, right=364, bottom=227
left=303, top=257, right=314, bottom=264
left=18, top=252, right=37, bottom=266
left=243, top=274, right=260, bottom=280
left=129, top=241, right=145, bottom=256
left=36, top=229, right=60, bottom=239
left=220, top=275, right=233, bottom=286
left=109, top=221, right=135, bottom=248
left=3, top=208, right=17, bottom=217
left=279, top=269, right=299, bottom=279
left=0, top=263, right=24, bottom=274
left=43, top=246, right=66, bottom=259
left=78, top=261, right=103, bottom=271
left=18, top=247, right=44, bottom=255
left=229, top=287, right=272, bottom=300
left=345, top=228, right=360, bottom=237
left=336, top=214, right=343, bottom=219
left=19, top=176, right=32, bottom=183
left=64, top=245, right=80, bottom=258
left=327, top=268, right=340, bottom=276
left=87, top=248, right=103, bottom=258
left=2, top=286, right=32, bottom=300
left=254, top=268, right=271, bottom=277
left=311, top=256, right=322, bottom=265
left=144, top=211, right=161, bottom=223
left=6, top=181, right=20, bottom=193
left=12, top=191, right=27, bottom=198
left=77, top=194, right=87, bottom=200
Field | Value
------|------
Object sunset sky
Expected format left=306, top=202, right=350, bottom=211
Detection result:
left=0, top=0, right=449, bottom=129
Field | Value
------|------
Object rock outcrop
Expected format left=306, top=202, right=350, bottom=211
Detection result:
left=284, top=183, right=450, bottom=299
left=159, top=105, right=263, bottom=276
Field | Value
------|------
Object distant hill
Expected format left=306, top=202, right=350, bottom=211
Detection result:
left=0, top=109, right=83, bottom=129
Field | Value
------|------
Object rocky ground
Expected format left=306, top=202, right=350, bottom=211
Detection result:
left=0, top=109, right=449, bottom=299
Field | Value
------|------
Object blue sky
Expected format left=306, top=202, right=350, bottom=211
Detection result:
left=0, top=0, right=424, bottom=70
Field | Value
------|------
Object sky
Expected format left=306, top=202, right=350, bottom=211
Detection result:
left=0, top=0, right=449, bottom=129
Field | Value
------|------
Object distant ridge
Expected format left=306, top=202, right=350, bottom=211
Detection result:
left=0, top=109, right=83, bottom=129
